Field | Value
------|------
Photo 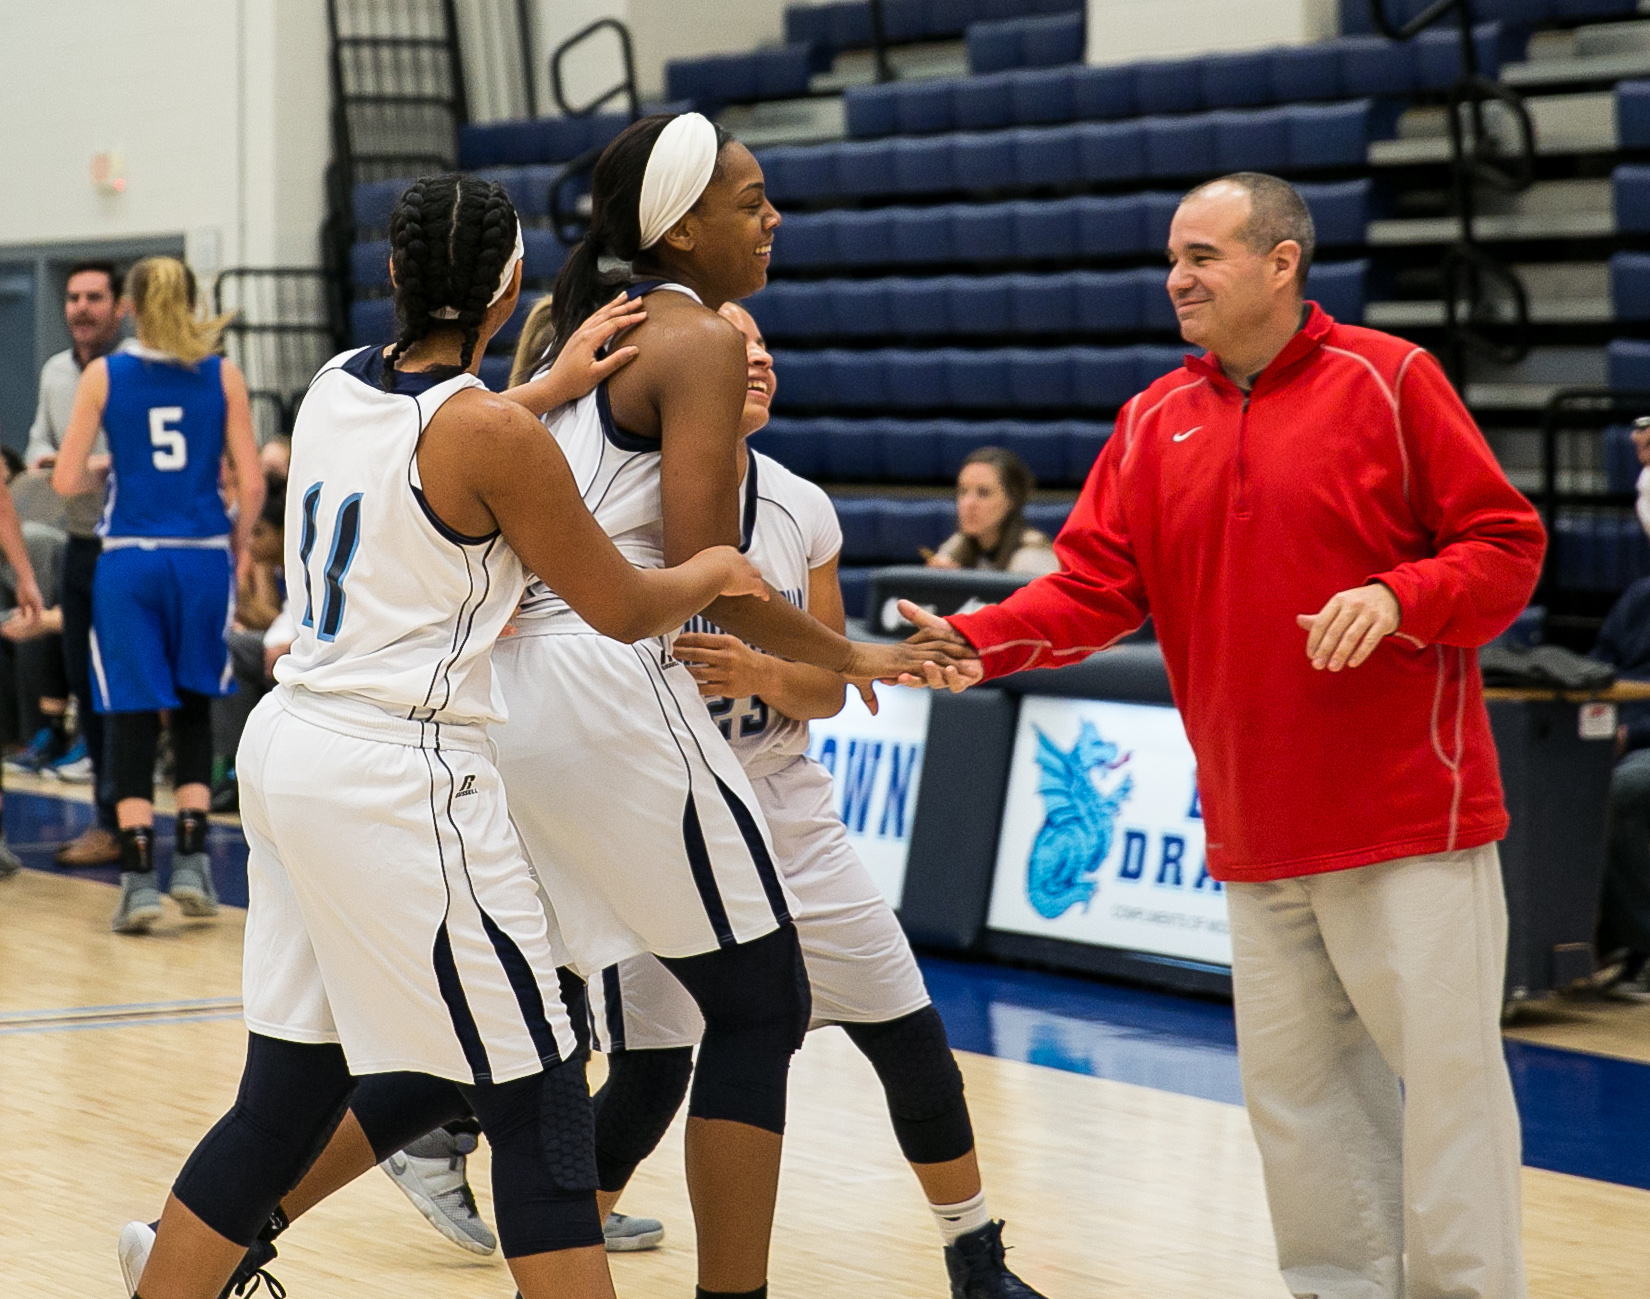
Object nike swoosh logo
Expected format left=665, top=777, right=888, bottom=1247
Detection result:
left=1172, top=426, right=1201, bottom=442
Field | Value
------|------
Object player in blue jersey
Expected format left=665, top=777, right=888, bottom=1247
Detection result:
left=53, top=256, right=264, bottom=934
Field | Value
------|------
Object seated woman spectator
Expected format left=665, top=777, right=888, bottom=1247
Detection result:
left=926, top=447, right=1058, bottom=576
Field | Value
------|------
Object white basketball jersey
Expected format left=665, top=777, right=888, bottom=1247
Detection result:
left=685, top=449, right=843, bottom=779
left=276, top=347, right=527, bottom=726
left=516, top=282, right=698, bottom=629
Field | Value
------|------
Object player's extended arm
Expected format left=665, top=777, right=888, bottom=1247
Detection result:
left=0, top=481, right=44, bottom=626
left=51, top=358, right=110, bottom=498
left=420, top=391, right=765, bottom=644
left=221, top=361, right=267, bottom=570
left=651, top=315, right=965, bottom=681
left=675, top=555, right=851, bottom=721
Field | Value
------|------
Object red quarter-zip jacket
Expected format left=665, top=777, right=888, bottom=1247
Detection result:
left=948, top=305, right=1546, bottom=883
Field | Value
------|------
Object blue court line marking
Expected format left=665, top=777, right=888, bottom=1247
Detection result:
left=0, top=1012, right=244, bottom=1037
left=0, top=996, right=242, bottom=1023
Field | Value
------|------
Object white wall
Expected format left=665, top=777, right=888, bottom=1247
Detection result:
left=1086, top=0, right=1338, bottom=64
left=0, top=0, right=330, bottom=272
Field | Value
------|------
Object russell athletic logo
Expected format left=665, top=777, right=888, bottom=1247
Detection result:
left=1025, top=722, right=1133, bottom=920
left=455, top=774, right=478, bottom=798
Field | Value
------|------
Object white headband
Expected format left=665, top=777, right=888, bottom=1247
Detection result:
left=431, top=222, right=525, bottom=320
left=637, top=113, right=720, bottom=250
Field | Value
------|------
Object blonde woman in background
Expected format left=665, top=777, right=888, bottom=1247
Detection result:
left=54, top=256, right=263, bottom=934
left=928, top=446, right=1058, bottom=575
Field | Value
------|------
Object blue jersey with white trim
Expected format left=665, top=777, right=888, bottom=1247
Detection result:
left=273, top=347, right=527, bottom=727
left=99, top=347, right=231, bottom=540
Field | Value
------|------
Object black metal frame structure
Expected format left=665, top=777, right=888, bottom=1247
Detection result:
left=546, top=19, right=643, bottom=247
left=1368, top=0, right=1536, bottom=386
left=214, top=269, right=339, bottom=443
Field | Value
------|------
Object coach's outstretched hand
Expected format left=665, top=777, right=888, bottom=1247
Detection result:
left=1296, top=582, right=1401, bottom=672
left=869, top=600, right=984, bottom=692
left=505, top=291, right=647, bottom=415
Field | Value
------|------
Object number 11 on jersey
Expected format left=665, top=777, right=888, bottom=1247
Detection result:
left=298, top=482, right=364, bottom=642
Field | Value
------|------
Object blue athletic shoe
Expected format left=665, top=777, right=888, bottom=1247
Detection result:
left=44, top=735, right=87, bottom=777
left=5, top=726, right=62, bottom=774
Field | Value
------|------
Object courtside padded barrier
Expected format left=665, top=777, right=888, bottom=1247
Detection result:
left=967, top=11, right=1084, bottom=75
left=852, top=25, right=1504, bottom=137
left=767, top=180, right=1371, bottom=270
left=759, top=99, right=1393, bottom=203
left=1339, top=0, right=1635, bottom=34
left=830, top=496, right=1073, bottom=563
left=771, top=344, right=1187, bottom=413
left=747, top=262, right=1367, bottom=340
left=784, top=0, right=1081, bottom=62
left=753, top=416, right=1111, bottom=484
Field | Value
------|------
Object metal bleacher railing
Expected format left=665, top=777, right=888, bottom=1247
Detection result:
left=213, top=270, right=339, bottom=445
left=546, top=18, right=641, bottom=246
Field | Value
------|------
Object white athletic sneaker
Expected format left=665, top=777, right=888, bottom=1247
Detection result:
left=380, top=1129, right=498, bottom=1255
left=604, top=1211, right=665, bottom=1251
left=118, top=1220, right=155, bottom=1296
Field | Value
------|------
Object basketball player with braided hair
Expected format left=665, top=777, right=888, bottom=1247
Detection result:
left=117, top=173, right=769, bottom=1299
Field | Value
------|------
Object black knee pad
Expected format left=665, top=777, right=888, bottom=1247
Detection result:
left=843, top=1006, right=974, bottom=1166
left=592, top=1046, right=694, bottom=1193
left=173, top=1034, right=356, bottom=1246
left=661, top=924, right=810, bottom=1136
left=462, top=1057, right=602, bottom=1257
left=172, top=689, right=214, bottom=788
left=349, top=1071, right=474, bottom=1163
left=111, top=711, right=162, bottom=804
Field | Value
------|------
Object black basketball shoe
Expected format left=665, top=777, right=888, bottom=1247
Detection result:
left=944, top=1220, right=1048, bottom=1299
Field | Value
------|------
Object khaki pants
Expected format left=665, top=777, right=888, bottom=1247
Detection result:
left=1227, top=844, right=1526, bottom=1299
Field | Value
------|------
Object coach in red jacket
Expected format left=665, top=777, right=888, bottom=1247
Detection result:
left=904, top=173, right=1543, bottom=1299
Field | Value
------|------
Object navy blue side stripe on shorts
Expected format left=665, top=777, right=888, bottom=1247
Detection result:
left=714, top=775, right=791, bottom=926
left=681, top=791, right=737, bottom=948
left=432, top=923, right=493, bottom=1084
left=479, top=909, right=564, bottom=1067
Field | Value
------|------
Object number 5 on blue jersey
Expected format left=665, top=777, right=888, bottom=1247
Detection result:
left=298, top=484, right=364, bottom=642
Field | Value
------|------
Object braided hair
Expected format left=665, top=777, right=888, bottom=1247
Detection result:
left=547, top=114, right=730, bottom=364
left=383, top=173, right=520, bottom=388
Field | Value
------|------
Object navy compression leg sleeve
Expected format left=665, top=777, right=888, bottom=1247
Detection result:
left=843, top=1006, right=975, bottom=1165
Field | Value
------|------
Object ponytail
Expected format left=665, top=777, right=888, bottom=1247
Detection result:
left=508, top=293, right=559, bottom=387
left=127, top=257, right=233, bottom=366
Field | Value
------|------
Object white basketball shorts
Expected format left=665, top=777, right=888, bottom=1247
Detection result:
left=587, top=753, right=932, bottom=1051
left=491, top=631, right=796, bottom=975
left=238, top=686, right=581, bottom=1085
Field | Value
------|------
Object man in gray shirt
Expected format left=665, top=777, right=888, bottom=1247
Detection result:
left=26, top=260, right=125, bottom=866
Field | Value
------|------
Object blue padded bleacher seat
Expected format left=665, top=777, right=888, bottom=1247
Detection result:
left=881, top=420, right=945, bottom=479
left=478, top=355, right=513, bottom=392
left=833, top=498, right=881, bottom=562
left=836, top=140, right=898, bottom=197
left=939, top=422, right=989, bottom=476
left=1074, top=349, right=1139, bottom=408
left=832, top=281, right=895, bottom=337
left=1201, top=51, right=1272, bottom=109
left=750, top=417, right=827, bottom=477
left=894, top=136, right=957, bottom=192
left=1064, top=420, right=1112, bottom=481
left=999, top=423, right=1071, bottom=483
left=1213, top=106, right=1290, bottom=172
left=772, top=211, right=834, bottom=268
left=511, top=165, right=558, bottom=218
left=491, top=291, right=543, bottom=348
left=1614, top=165, right=1650, bottom=233
left=876, top=499, right=948, bottom=560
left=757, top=45, right=813, bottom=99
left=968, top=19, right=1028, bottom=75
left=1145, top=116, right=1217, bottom=178
left=352, top=179, right=405, bottom=233
left=950, top=277, right=1013, bottom=334
left=946, top=349, right=1013, bottom=408
left=953, top=204, right=1017, bottom=262
left=1019, top=11, right=1085, bottom=69
left=846, top=83, right=900, bottom=138
left=1143, top=191, right=1180, bottom=249
left=1010, top=272, right=1077, bottom=333
left=1135, top=59, right=1205, bottom=116
left=769, top=145, right=837, bottom=202
left=1076, top=121, right=1146, bottom=183
left=1604, top=424, right=1641, bottom=493
left=1288, top=100, right=1374, bottom=169
left=892, top=351, right=952, bottom=408
left=1076, top=194, right=1147, bottom=258
left=351, top=239, right=391, bottom=287
left=1139, top=345, right=1186, bottom=389
left=1417, top=24, right=1505, bottom=88
left=1609, top=339, right=1650, bottom=389
left=1619, top=80, right=1650, bottom=150
left=1071, top=64, right=1136, bottom=120
left=890, top=276, right=953, bottom=336
left=349, top=296, right=396, bottom=347
left=1075, top=269, right=1146, bottom=333
left=899, top=80, right=956, bottom=134
left=1611, top=252, right=1650, bottom=321
left=1305, top=259, right=1368, bottom=324
left=894, top=206, right=956, bottom=265
left=1339, top=36, right=1417, bottom=97
left=1300, top=178, right=1372, bottom=246
left=822, top=419, right=882, bottom=479
left=954, top=73, right=1015, bottom=131
left=1137, top=267, right=1177, bottom=331
left=830, top=350, right=892, bottom=408
left=838, top=566, right=872, bottom=619
left=521, top=229, right=568, bottom=282
left=1014, top=198, right=1079, bottom=261
left=1012, top=67, right=1076, bottom=125
left=772, top=350, right=832, bottom=407
left=1269, top=44, right=1342, bottom=104
left=835, top=209, right=896, bottom=266
left=825, top=1, right=876, bottom=52
left=1013, top=126, right=1079, bottom=187
left=954, top=132, right=1018, bottom=192
left=1011, top=348, right=1076, bottom=408
left=1025, top=501, right=1073, bottom=539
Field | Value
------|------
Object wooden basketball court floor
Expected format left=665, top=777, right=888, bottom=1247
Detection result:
left=4, top=784, right=1650, bottom=1298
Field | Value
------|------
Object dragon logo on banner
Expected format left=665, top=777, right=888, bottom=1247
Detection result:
left=1026, top=722, right=1133, bottom=919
